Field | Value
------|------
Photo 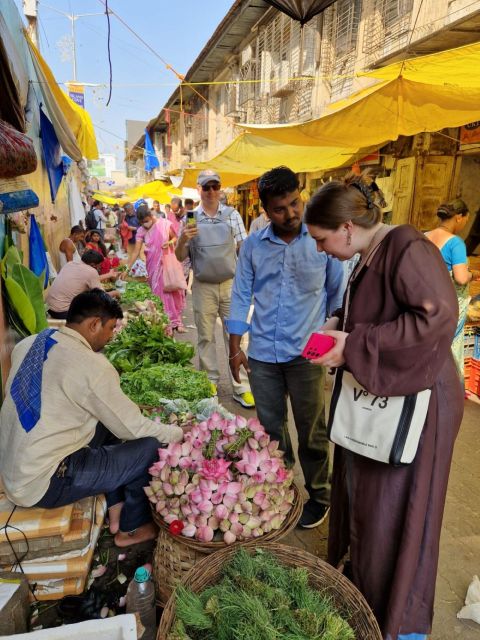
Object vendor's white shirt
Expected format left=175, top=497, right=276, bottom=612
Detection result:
left=0, top=327, right=183, bottom=506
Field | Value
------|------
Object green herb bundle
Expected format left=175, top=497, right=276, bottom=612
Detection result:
left=120, top=363, right=213, bottom=405
left=121, top=281, right=163, bottom=308
left=169, top=549, right=355, bottom=640
left=105, top=315, right=195, bottom=374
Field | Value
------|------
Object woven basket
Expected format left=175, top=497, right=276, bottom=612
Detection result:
left=157, top=542, right=382, bottom=639
left=152, top=483, right=302, bottom=605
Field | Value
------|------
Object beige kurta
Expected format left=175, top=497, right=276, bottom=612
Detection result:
left=0, top=327, right=182, bottom=506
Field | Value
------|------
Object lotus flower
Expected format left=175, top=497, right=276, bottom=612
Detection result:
left=181, top=523, right=197, bottom=538
left=200, top=458, right=232, bottom=482
left=224, top=530, right=236, bottom=544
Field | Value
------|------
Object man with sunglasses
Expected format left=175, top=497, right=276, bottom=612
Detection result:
left=176, top=170, right=254, bottom=408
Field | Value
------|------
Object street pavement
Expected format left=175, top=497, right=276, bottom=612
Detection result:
left=179, top=291, right=480, bottom=639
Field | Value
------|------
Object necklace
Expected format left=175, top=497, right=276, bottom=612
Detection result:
left=438, top=225, right=453, bottom=232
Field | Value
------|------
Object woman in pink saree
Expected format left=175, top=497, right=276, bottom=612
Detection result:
left=128, top=205, right=186, bottom=332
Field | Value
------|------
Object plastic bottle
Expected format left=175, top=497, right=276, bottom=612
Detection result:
left=126, top=566, right=157, bottom=640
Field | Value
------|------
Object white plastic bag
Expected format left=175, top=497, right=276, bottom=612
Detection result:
left=457, top=575, right=480, bottom=624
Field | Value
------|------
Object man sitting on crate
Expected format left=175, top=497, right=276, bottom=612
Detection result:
left=0, top=289, right=184, bottom=547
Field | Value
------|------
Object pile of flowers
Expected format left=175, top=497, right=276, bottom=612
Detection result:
left=145, top=413, right=295, bottom=544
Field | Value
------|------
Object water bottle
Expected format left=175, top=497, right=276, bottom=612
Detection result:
left=126, top=566, right=157, bottom=640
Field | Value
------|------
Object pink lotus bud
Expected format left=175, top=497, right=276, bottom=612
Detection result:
left=259, top=435, right=270, bottom=448
left=262, top=521, right=272, bottom=533
left=170, top=470, right=180, bottom=485
left=248, top=438, right=259, bottom=450
left=167, top=455, right=180, bottom=468
left=225, top=482, right=242, bottom=495
left=238, top=513, right=250, bottom=525
left=211, top=491, right=223, bottom=505
left=260, top=510, right=274, bottom=522
left=242, top=501, right=253, bottom=514
left=158, top=449, right=169, bottom=461
left=181, top=442, right=192, bottom=457
left=179, top=458, right=191, bottom=470
left=247, top=516, right=261, bottom=529
left=235, top=415, right=248, bottom=429
left=163, top=483, right=174, bottom=496
left=196, top=525, right=214, bottom=542
left=159, top=508, right=169, bottom=517
left=254, top=430, right=265, bottom=441
left=260, top=499, right=270, bottom=511
left=185, top=483, right=195, bottom=495
left=160, top=465, right=171, bottom=482
left=215, top=504, right=228, bottom=520
left=224, top=530, right=236, bottom=545
left=182, top=523, right=197, bottom=538
left=253, top=492, right=266, bottom=506
left=223, top=494, right=238, bottom=510
left=192, top=438, right=203, bottom=448
left=219, top=519, right=231, bottom=532
left=198, top=500, right=214, bottom=514
left=155, top=500, right=166, bottom=511
left=268, top=440, right=279, bottom=453
left=191, top=505, right=200, bottom=516
left=163, top=513, right=178, bottom=524
left=230, top=522, right=243, bottom=537
left=242, top=525, right=252, bottom=539
left=170, top=443, right=182, bottom=458
left=208, top=516, right=219, bottom=530
left=229, top=512, right=239, bottom=524
left=252, top=472, right=266, bottom=483
left=148, top=462, right=161, bottom=477
left=174, top=483, right=186, bottom=496
left=149, top=480, right=161, bottom=493
left=233, top=503, right=243, bottom=514
left=245, top=486, right=257, bottom=499
left=191, top=474, right=200, bottom=486
left=195, top=515, right=208, bottom=527
left=252, top=527, right=263, bottom=538
left=187, top=514, right=196, bottom=524
left=191, top=489, right=203, bottom=504
left=270, top=514, right=284, bottom=530
left=223, top=423, right=236, bottom=436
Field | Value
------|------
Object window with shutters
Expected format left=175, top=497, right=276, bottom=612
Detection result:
left=362, top=0, right=414, bottom=63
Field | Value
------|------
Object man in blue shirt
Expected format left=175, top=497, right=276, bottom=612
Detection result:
left=226, top=166, right=344, bottom=528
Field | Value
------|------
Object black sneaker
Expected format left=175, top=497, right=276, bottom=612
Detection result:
left=299, top=499, right=330, bottom=529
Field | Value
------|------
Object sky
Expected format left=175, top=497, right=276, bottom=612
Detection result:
left=15, top=0, right=233, bottom=168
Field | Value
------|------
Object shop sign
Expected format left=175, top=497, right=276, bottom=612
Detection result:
left=66, top=83, right=85, bottom=108
left=460, top=121, right=480, bottom=144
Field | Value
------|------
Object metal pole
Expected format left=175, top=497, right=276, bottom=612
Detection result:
left=72, top=15, right=77, bottom=81
left=23, top=0, right=39, bottom=47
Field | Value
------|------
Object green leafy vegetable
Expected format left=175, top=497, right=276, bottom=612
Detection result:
left=105, top=315, right=194, bottom=374
left=120, top=363, right=213, bottom=405
left=121, top=281, right=163, bottom=308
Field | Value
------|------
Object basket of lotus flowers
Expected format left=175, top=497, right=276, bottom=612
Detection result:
left=146, top=413, right=302, bottom=605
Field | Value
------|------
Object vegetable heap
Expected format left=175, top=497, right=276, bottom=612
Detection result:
left=120, top=363, right=213, bottom=405
left=168, top=548, right=355, bottom=640
left=145, top=413, right=295, bottom=544
left=120, top=281, right=163, bottom=308
left=105, top=306, right=194, bottom=374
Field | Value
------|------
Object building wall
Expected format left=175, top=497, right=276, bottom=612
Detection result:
left=164, top=0, right=480, bottom=174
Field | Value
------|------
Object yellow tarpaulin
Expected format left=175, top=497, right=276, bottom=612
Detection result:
left=180, top=133, right=369, bottom=188
left=92, top=180, right=182, bottom=206
left=25, top=33, right=98, bottom=160
left=238, top=41, right=480, bottom=148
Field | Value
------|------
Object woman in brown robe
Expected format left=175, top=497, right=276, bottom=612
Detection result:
left=304, top=175, right=464, bottom=640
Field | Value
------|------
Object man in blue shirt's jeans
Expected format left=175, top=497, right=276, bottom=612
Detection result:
left=226, top=166, right=344, bottom=528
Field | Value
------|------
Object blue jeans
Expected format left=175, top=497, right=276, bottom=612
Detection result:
left=398, top=635, right=427, bottom=639
left=35, top=424, right=159, bottom=532
left=248, top=356, right=330, bottom=505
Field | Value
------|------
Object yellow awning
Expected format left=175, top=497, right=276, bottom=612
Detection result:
left=125, top=180, right=182, bottom=204
left=237, top=41, right=480, bottom=148
left=91, top=191, right=129, bottom=206
left=25, top=33, right=98, bottom=160
left=180, top=133, right=369, bottom=188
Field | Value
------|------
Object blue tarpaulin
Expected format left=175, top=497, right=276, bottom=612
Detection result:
left=29, top=214, right=49, bottom=288
left=144, top=129, right=159, bottom=173
left=40, top=108, right=64, bottom=203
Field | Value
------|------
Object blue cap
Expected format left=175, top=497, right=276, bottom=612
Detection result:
left=134, top=567, right=151, bottom=582
left=134, top=198, right=147, bottom=211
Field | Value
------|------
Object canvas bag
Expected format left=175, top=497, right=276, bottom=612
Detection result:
left=163, top=246, right=187, bottom=292
left=328, top=238, right=431, bottom=466
left=189, top=207, right=237, bottom=283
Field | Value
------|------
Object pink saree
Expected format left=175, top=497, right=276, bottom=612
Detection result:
left=136, top=218, right=185, bottom=328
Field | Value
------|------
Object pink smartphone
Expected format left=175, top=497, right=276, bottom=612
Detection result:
left=301, top=333, right=336, bottom=360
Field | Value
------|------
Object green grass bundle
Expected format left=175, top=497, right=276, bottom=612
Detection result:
left=168, top=548, right=355, bottom=640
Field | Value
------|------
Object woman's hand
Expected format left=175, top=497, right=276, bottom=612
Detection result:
left=311, top=330, right=348, bottom=368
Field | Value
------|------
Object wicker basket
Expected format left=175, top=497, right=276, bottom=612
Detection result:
left=152, top=483, right=302, bottom=605
left=157, top=542, right=382, bottom=640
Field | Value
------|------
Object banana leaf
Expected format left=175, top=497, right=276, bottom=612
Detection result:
left=11, top=263, right=48, bottom=332
left=1, top=245, right=21, bottom=279
left=4, top=276, right=36, bottom=334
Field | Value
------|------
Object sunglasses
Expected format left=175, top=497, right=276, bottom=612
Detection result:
left=201, top=183, right=221, bottom=192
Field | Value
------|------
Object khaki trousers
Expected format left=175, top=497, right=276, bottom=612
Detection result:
left=192, top=277, right=250, bottom=395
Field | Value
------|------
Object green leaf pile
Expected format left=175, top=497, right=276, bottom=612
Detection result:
left=168, top=549, right=355, bottom=640
left=120, top=363, right=213, bottom=406
left=1, top=246, right=48, bottom=337
left=121, top=281, right=163, bottom=308
left=105, top=315, right=195, bottom=374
